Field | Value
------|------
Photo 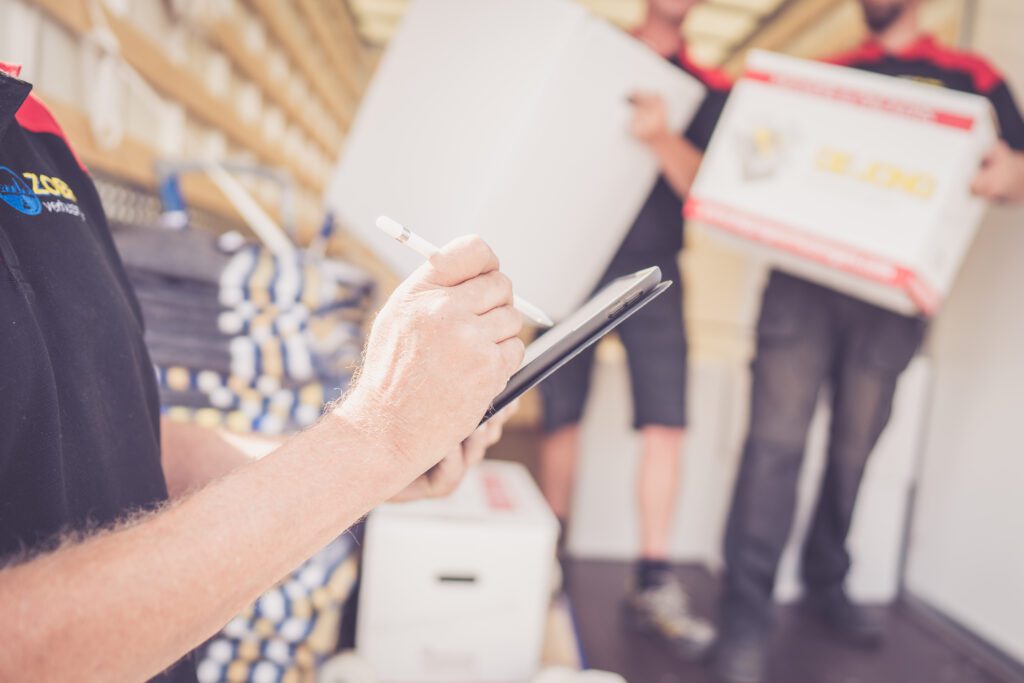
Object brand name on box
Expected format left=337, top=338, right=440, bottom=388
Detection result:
left=815, top=147, right=936, bottom=199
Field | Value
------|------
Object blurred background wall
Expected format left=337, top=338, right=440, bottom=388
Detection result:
left=904, top=0, right=1024, bottom=664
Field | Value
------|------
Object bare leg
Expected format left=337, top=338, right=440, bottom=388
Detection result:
left=636, top=425, right=685, bottom=559
left=540, top=424, right=581, bottom=521
left=626, top=425, right=714, bottom=660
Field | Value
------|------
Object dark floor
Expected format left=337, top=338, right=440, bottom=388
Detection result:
left=565, top=559, right=1020, bottom=683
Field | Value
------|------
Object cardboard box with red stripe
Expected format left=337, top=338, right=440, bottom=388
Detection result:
left=687, top=50, right=997, bottom=316
left=357, top=460, right=559, bottom=682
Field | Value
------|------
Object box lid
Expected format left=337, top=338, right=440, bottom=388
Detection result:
left=745, top=49, right=996, bottom=124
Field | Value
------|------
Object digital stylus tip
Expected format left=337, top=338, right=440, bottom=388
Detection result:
left=376, top=215, right=405, bottom=241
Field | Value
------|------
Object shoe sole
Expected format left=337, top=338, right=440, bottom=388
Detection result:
left=711, top=662, right=764, bottom=683
left=709, top=644, right=766, bottom=683
left=800, top=602, right=885, bottom=650
left=621, top=603, right=713, bottom=663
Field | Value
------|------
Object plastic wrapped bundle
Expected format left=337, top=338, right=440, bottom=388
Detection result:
left=196, top=535, right=360, bottom=683
left=155, top=365, right=329, bottom=434
left=113, top=226, right=374, bottom=435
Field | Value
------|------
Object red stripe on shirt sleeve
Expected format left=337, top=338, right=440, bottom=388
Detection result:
left=14, top=93, right=89, bottom=174
left=826, top=40, right=886, bottom=68
left=698, top=65, right=734, bottom=92
left=910, top=38, right=1005, bottom=94
left=676, top=48, right=733, bottom=91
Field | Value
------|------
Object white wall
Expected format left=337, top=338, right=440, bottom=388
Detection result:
left=905, top=205, right=1024, bottom=663
left=901, top=1, right=1024, bottom=665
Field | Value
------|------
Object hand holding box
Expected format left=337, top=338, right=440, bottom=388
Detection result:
left=688, top=50, right=997, bottom=316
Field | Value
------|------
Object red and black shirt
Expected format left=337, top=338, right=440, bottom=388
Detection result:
left=619, top=47, right=731, bottom=256
left=0, top=63, right=196, bottom=682
left=829, top=34, right=1024, bottom=150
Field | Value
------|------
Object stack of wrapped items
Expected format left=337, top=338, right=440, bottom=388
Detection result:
left=196, top=535, right=361, bottom=683
left=113, top=227, right=375, bottom=435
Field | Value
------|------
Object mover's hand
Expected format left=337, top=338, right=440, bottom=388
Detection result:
left=971, top=140, right=1024, bottom=203
left=337, top=236, right=524, bottom=472
left=389, top=400, right=519, bottom=502
left=630, top=92, right=670, bottom=145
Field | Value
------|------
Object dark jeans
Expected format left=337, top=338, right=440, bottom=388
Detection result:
left=721, top=272, right=926, bottom=635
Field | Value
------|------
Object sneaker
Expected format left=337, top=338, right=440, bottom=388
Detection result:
left=710, top=629, right=767, bottom=683
left=804, top=590, right=884, bottom=649
left=622, top=574, right=716, bottom=661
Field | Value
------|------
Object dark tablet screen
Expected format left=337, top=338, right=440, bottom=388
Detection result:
left=483, top=267, right=671, bottom=423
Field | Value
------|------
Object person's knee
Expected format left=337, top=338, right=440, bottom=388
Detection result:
left=748, top=348, right=825, bottom=453
left=830, top=410, right=890, bottom=471
left=736, top=433, right=806, bottom=488
left=825, top=371, right=899, bottom=473
left=542, top=423, right=581, bottom=451
left=748, top=404, right=815, bottom=455
left=640, top=424, right=685, bottom=451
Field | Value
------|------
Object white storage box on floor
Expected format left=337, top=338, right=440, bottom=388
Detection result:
left=357, top=460, right=560, bottom=683
left=686, top=49, right=997, bottom=316
left=327, top=0, right=706, bottom=321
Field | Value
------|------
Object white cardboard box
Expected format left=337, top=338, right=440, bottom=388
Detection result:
left=687, top=50, right=997, bottom=316
left=326, top=0, right=705, bottom=321
left=357, top=461, right=559, bottom=683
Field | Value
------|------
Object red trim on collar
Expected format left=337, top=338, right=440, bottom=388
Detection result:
left=676, top=47, right=733, bottom=92
left=901, top=35, right=1003, bottom=94
left=626, top=30, right=733, bottom=91
left=1, top=62, right=89, bottom=172
left=826, top=39, right=887, bottom=67
left=15, top=94, right=89, bottom=174
left=828, top=34, right=1004, bottom=94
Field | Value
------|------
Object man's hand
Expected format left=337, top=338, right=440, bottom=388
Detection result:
left=630, top=92, right=671, bottom=145
left=390, top=401, right=518, bottom=503
left=0, top=240, right=529, bottom=682
left=338, top=235, right=525, bottom=473
left=629, top=91, right=703, bottom=198
left=971, top=140, right=1024, bottom=203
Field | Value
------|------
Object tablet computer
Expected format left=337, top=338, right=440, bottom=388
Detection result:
left=482, top=267, right=672, bottom=423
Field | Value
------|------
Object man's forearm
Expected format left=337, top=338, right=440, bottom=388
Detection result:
left=161, top=419, right=253, bottom=498
left=160, top=418, right=283, bottom=498
left=0, top=410, right=416, bottom=682
left=649, top=132, right=703, bottom=199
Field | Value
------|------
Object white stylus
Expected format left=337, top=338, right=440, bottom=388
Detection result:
left=376, top=215, right=554, bottom=328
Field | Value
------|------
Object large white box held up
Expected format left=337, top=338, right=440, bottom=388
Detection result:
left=357, top=461, right=559, bottom=683
left=327, top=0, right=705, bottom=321
left=687, top=50, right=997, bottom=316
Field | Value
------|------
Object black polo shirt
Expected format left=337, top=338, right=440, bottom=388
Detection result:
left=0, top=63, right=197, bottom=682
left=829, top=34, right=1024, bottom=150
left=619, top=47, right=731, bottom=256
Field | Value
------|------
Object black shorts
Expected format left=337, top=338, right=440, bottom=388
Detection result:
left=538, top=249, right=688, bottom=432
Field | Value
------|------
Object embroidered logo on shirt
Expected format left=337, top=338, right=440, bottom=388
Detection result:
left=0, top=166, right=84, bottom=220
left=0, top=165, right=42, bottom=215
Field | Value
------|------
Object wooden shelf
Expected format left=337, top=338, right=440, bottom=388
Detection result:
left=207, top=19, right=343, bottom=157
left=33, top=0, right=325, bottom=196
left=26, top=0, right=397, bottom=293
left=722, top=0, right=844, bottom=74
left=246, top=0, right=357, bottom=130
left=44, top=96, right=321, bottom=236
left=324, top=0, right=377, bottom=89
left=295, top=0, right=365, bottom=100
